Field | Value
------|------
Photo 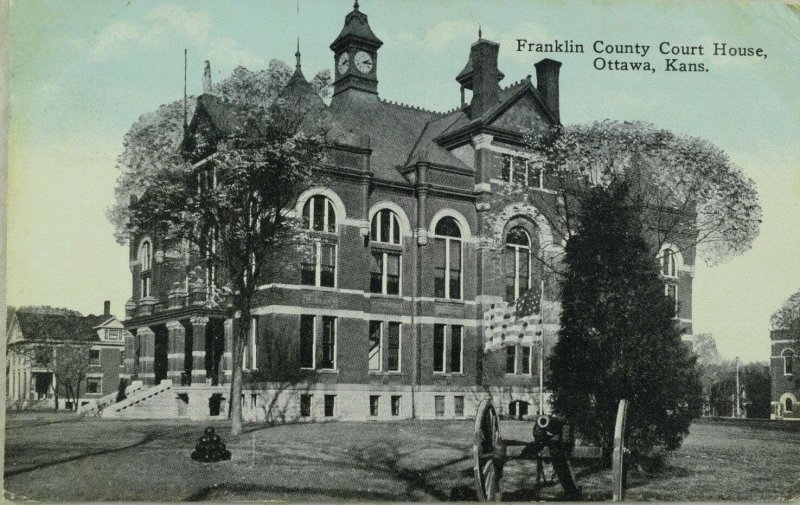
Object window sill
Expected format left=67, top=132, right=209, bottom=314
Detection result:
left=432, top=298, right=465, bottom=305
left=317, top=369, right=339, bottom=374
left=299, top=285, right=339, bottom=292
left=369, top=371, right=404, bottom=376
left=370, top=243, right=403, bottom=252
left=369, top=293, right=403, bottom=300
left=433, top=372, right=465, bottom=377
left=505, top=373, right=534, bottom=378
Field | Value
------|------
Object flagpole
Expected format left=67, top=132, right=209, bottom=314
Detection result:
left=539, top=279, right=545, bottom=415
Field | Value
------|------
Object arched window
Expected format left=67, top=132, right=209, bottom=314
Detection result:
left=432, top=216, right=462, bottom=299
left=370, top=209, right=401, bottom=244
left=786, top=397, right=794, bottom=413
left=303, top=195, right=337, bottom=233
left=783, top=349, right=795, bottom=375
left=505, top=227, right=531, bottom=302
left=139, top=240, right=152, bottom=298
left=301, top=195, right=337, bottom=288
left=660, top=247, right=678, bottom=278
left=140, top=240, right=152, bottom=271
left=369, top=209, right=402, bottom=295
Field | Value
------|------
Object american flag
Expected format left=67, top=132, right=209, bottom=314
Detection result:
left=483, top=283, right=544, bottom=352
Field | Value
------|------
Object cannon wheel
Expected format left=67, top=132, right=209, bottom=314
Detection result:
left=473, top=399, right=504, bottom=501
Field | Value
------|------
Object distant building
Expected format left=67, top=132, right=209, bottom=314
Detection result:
left=6, top=302, right=128, bottom=411
left=770, top=329, right=799, bottom=420
left=116, top=2, right=696, bottom=421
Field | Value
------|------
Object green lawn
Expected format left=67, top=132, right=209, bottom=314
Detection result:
left=4, top=414, right=800, bottom=501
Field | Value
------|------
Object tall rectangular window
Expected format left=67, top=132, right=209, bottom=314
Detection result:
left=450, top=325, right=463, bottom=374
left=387, top=322, right=401, bottom=372
left=506, top=346, right=516, bottom=374
left=665, top=284, right=678, bottom=317
left=320, top=243, right=336, bottom=287
left=432, top=239, right=447, bottom=298
left=300, top=394, right=312, bottom=417
left=320, top=316, right=336, bottom=369
left=89, top=349, right=100, bottom=366
left=368, top=321, right=382, bottom=371
left=370, top=395, right=379, bottom=417
left=302, top=242, right=337, bottom=287
left=435, top=395, right=445, bottom=417
left=324, top=395, right=336, bottom=417
left=448, top=241, right=462, bottom=299
left=520, top=345, right=531, bottom=375
left=391, top=395, right=401, bottom=416
left=370, top=253, right=383, bottom=294
left=300, top=315, right=315, bottom=369
left=369, top=252, right=402, bottom=296
left=454, top=396, right=465, bottom=417
left=433, top=325, right=446, bottom=373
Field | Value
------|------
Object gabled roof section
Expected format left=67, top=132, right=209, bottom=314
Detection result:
left=13, top=311, right=107, bottom=344
left=479, top=77, right=558, bottom=126
left=190, top=94, right=245, bottom=138
left=434, top=77, right=559, bottom=147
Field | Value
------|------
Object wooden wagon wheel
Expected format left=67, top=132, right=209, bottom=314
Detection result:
left=473, top=398, right=505, bottom=501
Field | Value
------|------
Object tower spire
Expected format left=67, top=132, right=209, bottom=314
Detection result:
left=354, top=0, right=359, bottom=11
left=295, top=38, right=301, bottom=71
left=478, top=25, right=482, bottom=39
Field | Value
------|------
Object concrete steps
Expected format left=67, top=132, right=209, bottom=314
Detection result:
left=101, top=381, right=229, bottom=419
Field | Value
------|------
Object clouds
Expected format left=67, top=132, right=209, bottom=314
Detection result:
left=88, top=3, right=263, bottom=68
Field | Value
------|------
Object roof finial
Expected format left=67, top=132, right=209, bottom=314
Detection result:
left=354, top=0, right=359, bottom=11
left=478, top=25, right=482, bottom=39
left=295, top=38, right=301, bottom=70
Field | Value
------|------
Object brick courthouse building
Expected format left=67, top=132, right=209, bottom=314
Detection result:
left=115, top=2, right=695, bottom=421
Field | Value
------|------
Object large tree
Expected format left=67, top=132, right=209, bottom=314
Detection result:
left=548, top=181, right=703, bottom=462
left=482, top=120, right=762, bottom=275
left=113, top=62, right=330, bottom=435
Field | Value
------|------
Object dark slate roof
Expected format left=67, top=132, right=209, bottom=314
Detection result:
left=329, top=93, right=466, bottom=182
left=193, top=94, right=245, bottom=137
left=14, top=311, right=108, bottom=343
left=330, top=2, right=383, bottom=50
left=278, top=66, right=327, bottom=117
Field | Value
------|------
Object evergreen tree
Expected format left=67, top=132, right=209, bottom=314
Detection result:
left=548, top=181, right=702, bottom=462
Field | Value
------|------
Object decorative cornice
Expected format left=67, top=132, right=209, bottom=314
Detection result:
left=190, top=316, right=210, bottom=326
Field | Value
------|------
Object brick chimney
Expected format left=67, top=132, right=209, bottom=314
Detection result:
left=202, top=60, right=212, bottom=94
left=534, top=58, right=562, bottom=123
left=469, top=39, right=501, bottom=118
left=103, top=300, right=111, bottom=318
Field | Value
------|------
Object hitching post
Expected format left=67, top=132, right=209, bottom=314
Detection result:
left=612, top=399, right=629, bottom=501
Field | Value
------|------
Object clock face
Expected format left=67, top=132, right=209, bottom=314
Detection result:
left=337, top=53, right=350, bottom=75
left=354, top=51, right=373, bottom=74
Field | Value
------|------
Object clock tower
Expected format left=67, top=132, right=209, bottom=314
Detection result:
left=330, top=1, right=383, bottom=97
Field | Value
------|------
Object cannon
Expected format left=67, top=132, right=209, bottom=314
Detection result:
left=472, top=398, right=629, bottom=501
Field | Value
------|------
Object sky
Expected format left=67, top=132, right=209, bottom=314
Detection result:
left=7, top=0, right=800, bottom=363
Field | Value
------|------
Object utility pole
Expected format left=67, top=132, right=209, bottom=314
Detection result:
left=735, top=356, right=741, bottom=418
